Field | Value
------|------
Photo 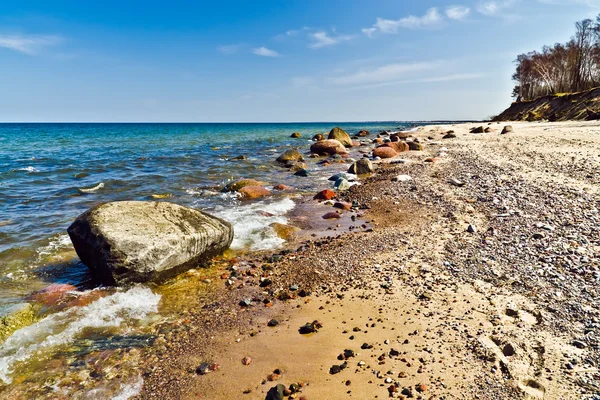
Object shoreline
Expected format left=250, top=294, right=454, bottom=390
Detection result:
left=135, top=120, right=600, bottom=399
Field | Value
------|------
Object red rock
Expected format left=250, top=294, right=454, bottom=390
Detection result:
left=352, top=141, right=360, bottom=147
left=333, top=202, right=352, bottom=211
left=373, top=147, right=398, bottom=159
left=322, top=212, right=342, bottom=219
left=273, top=184, right=291, bottom=191
left=314, top=189, right=336, bottom=201
left=242, top=356, right=252, bottom=365
left=310, top=139, right=347, bottom=156
left=417, top=383, right=428, bottom=393
left=29, top=283, right=78, bottom=306
left=382, top=141, right=409, bottom=153
left=238, top=186, right=271, bottom=199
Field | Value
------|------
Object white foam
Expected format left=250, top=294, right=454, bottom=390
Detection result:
left=79, top=182, right=104, bottom=193
left=0, top=287, right=160, bottom=384
left=16, top=166, right=39, bottom=173
left=36, top=233, right=72, bottom=258
left=112, top=376, right=144, bottom=400
left=212, top=197, right=296, bottom=250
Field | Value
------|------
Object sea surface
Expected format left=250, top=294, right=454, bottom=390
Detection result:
left=0, top=122, right=418, bottom=397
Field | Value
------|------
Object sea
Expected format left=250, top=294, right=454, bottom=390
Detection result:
left=0, top=122, right=416, bottom=397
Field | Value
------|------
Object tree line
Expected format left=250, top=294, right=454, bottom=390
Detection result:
left=513, top=16, right=600, bottom=101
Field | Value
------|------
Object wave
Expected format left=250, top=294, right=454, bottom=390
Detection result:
left=14, top=166, right=39, bottom=173
left=212, top=197, right=296, bottom=251
left=78, top=182, right=104, bottom=193
left=0, top=286, right=160, bottom=384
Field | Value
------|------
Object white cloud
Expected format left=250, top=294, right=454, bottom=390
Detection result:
left=446, top=5, right=471, bottom=20
left=339, top=72, right=484, bottom=91
left=217, top=44, right=242, bottom=55
left=476, top=1, right=516, bottom=16
left=252, top=46, right=280, bottom=57
left=330, top=61, right=441, bottom=85
left=0, top=34, right=63, bottom=55
left=363, top=8, right=443, bottom=36
left=309, top=31, right=354, bottom=49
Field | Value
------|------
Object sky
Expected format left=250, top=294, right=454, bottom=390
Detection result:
left=0, top=0, right=599, bottom=122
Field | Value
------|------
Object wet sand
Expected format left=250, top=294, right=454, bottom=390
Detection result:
left=139, top=121, right=600, bottom=399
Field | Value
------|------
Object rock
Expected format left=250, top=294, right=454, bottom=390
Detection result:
left=271, top=222, right=300, bottom=240
left=532, top=232, right=545, bottom=239
left=294, top=169, right=309, bottom=177
left=448, top=178, right=465, bottom=187
left=329, top=172, right=356, bottom=182
left=470, top=126, right=485, bottom=133
left=314, top=189, right=336, bottom=201
left=312, top=133, right=325, bottom=141
left=334, top=178, right=355, bottom=191
left=242, top=356, right=252, bottom=365
left=391, top=131, right=411, bottom=140
left=356, top=130, right=370, bottom=137
left=67, top=201, right=233, bottom=285
left=195, top=362, right=219, bottom=375
left=484, top=127, right=494, bottom=133
left=501, top=125, right=513, bottom=134
left=329, top=362, right=347, bottom=375
left=265, top=384, right=286, bottom=400
left=290, top=132, right=302, bottom=138
left=224, top=179, right=265, bottom=192
left=348, top=158, right=374, bottom=175
left=310, top=139, right=347, bottom=156
left=502, top=343, right=515, bottom=357
left=328, top=127, right=353, bottom=147
left=467, top=224, right=477, bottom=233
left=424, top=157, right=439, bottom=163
left=407, top=142, right=423, bottom=151
left=299, top=321, right=320, bottom=334
left=392, top=175, right=412, bottom=182
left=268, top=319, right=279, bottom=327
left=289, top=162, right=307, bottom=172
left=239, top=186, right=271, bottom=199
left=276, top=150, right=304, bottom=164
left=442, top=132, right=457, bottom=139
left=230, top=155, right=247, bottom=160
left=373, top=147, right=398, bottom=159
left=333, top=202, right=352, bottom=211
left=322, top=212, right=342, bottom=220
left=273, top=184, right=291, bottom=191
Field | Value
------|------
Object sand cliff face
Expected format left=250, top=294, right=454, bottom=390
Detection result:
left=494, top=87, right=600, bottom=121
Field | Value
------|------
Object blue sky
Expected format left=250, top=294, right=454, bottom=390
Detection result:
left=0, top=0, right=598, bottom=122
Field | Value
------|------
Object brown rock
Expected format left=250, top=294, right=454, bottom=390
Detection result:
left=271, top=222, right=300, bottom=240
left=333, top=202, right=352, bottom=211
left=238, top=186, right=271, bottom=199
left=373, top=138, right=383, bottom=144
left=373, top=146, right=398, bottom=159
left=501, top=125, right=513, bottom=134
left=276, top=149, right=304, bottom=163
left=273, top=184, right=291, bottom=191
left=310, top=139, right=347, bottom=156
left=242, top=356, right=252, bottom=365
left=470, top=126, right=485, bottom=134
left=424, top=157, right=439, bottom=163
left=407, top=141, right=423, bottom=151
left=224, top=179, right=265, bottom=192
left=312, top=133, right=325, bottom=141
left=356, top=130, right=370, bottom=137
left=290, top=132, right=301, bottom=138
left=289, top=162, right=308, bottom=172
left=384, top=141, right=409, bottom=153
left=314, top=189, right=336, bottom=201
left=328, top=127, right=353, bottom=147
left=322, top=212, right=342, bottom=219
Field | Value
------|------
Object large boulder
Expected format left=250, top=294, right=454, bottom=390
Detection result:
left=310, top=139, right=347, bottom=156
left=328, top=127, right=353, bottom=147
left=380, top=142, right=409, bottom=153
left=238, top=186, right=271, bottom=199
left=348, top=158, right=374, bottom=174
left=276, top=150, right=304, bottom=164
left=67, top=201, right=233, bottom=285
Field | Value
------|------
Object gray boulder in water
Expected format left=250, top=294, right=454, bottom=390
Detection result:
left=67, top=201, right=233, bottom=285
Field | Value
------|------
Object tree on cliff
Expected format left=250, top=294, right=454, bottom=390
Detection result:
left=512, top=16, right=600, bottom=101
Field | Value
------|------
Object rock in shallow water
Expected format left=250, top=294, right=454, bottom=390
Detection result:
left=67, top=201, right=233, bottom=285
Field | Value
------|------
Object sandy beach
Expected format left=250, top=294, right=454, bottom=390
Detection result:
left=129, top=121, right=600, bottom=399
